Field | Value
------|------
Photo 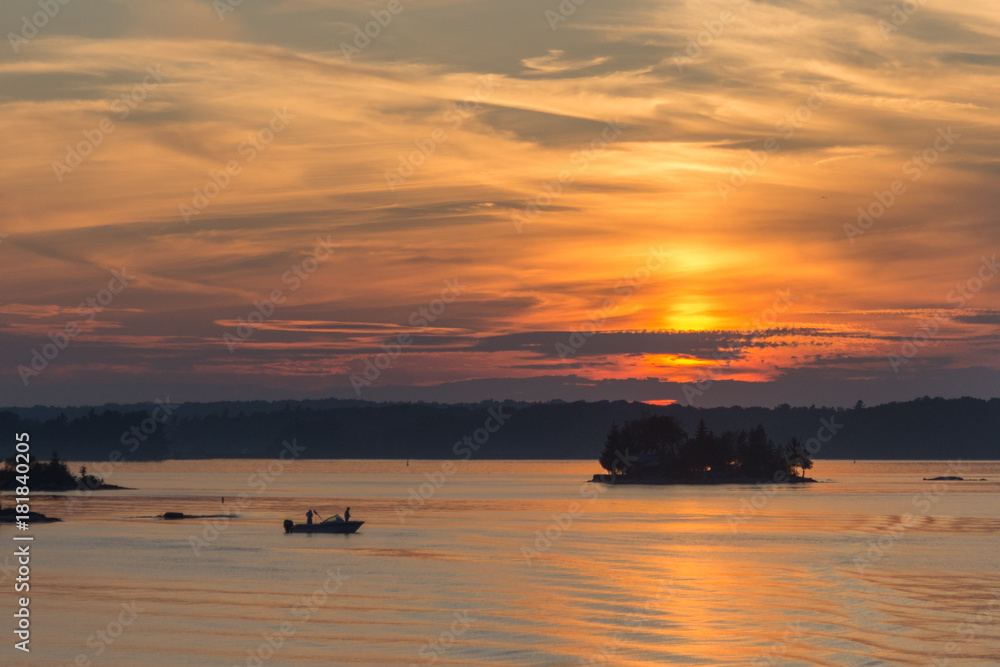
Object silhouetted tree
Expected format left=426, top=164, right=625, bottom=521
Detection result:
left=78, top=465, right=104, bottom=490
left=679, top=419, right=715, bottom=473
left=784, top=436, right=813, bottom=478
left=599, top=422, right=628, bottom=477
left=44, top=451, right=75, bottom=488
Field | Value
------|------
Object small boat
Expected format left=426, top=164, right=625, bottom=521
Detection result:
left=283, top=516, right=363, bottom=534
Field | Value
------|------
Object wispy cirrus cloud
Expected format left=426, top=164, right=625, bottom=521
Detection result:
left=1, top=0, right=999, bottom=405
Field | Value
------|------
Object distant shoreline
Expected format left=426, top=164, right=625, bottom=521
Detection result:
left=6, top=396, right=999, bottom=462
left=55, top=457, right=1000, bottom=462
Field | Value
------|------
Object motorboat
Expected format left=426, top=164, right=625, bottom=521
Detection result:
left=283, top=515, right=363, bottom=534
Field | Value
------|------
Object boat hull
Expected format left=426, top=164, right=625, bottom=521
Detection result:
left=284, top=520, right=363, bottom=534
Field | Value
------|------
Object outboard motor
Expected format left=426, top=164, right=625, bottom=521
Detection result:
left=283, top=519, right=294, bottom=534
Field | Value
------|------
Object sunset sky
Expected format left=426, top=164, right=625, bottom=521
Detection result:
left=1, top=0, right=999, bottom=407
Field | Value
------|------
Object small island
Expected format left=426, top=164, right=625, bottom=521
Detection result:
left=0, top=452, right=127, bottom=491
left=0, top=507, right=62, bottom=523
left=593, top=415, right=815, bottom=484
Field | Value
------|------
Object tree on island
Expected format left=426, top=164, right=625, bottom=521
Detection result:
left=0, top=451, right=104, bottom=491
left=598, top=422, right=628, bottom=479
left=39, top=451, right=76, bottom=488
left=77, top=465, right=106, bottom=490
left=678, top=419, right=736, bottom=475
left=784, top=436, right=814, bottom=479
left=597, top=416, right=812, bottom=482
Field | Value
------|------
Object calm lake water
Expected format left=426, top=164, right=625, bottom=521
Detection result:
left=3, top=460, right=999, bottom=666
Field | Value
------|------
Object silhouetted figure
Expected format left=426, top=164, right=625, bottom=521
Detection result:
left=306, top=509, right=314, bottom=525
left=344, top=507, right=351, bottom=522
left=283, top=519, right=294, bottom=533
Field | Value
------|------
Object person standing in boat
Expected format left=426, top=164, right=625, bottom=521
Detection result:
left=306, top=509, right=314, bottom=525
left=344, top=507, right=351, bottom=522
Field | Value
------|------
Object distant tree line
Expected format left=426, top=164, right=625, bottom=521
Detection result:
left=0, top=409, right=168, bottom=462
left=0, top=395, right=996, bottom=461
left=599, top=416, right=813, bottom=481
